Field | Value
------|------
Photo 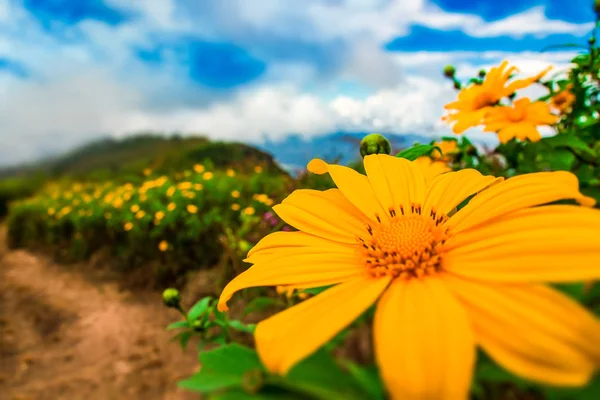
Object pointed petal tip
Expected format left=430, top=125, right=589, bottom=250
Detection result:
left=307, top=158, right=328, bottom=175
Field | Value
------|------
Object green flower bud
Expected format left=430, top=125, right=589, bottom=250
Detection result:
left=360, top=134, right=391, bottom=158
left=443, top=64, right=456, bottom=78
left=453, top=81, right=461, bottom=90
left=191, top=319, right=204, bottom=332
left=589, top=37, right=596, bottom=46
left=595, top=0, right=600, bottom=14
left=242, top=368, right=264, bottom=394
left=162, top=288, right=181, bottom=308
left=238, top=240, right=252, bottom=253
left=478, top=69, right=486, bottom=78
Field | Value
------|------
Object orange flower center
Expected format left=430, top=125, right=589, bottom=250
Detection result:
left=506, top=107, right=526, bottom=122
left=359, top=206, right=448, bottom=279
left=472, top=91, right=497, bottom=110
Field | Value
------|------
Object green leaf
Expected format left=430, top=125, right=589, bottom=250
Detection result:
left=541, top=374, right=600, bottom=400
left=552, top=282, right=586, bottom=302
left=179, top=345, right=265, bottom=394
left=285, top=349, right=370, bottom=400
left=170, top=331, right=193, bottom=351
left=395, top=144, right=440, bottom=161
left=188, top=296, right=213, bottom=322
left=548, top=149, right=576, bottom=170
left=167, top=320, right=190, bottom=331
left=345, top=363, right=385, bottom=400
left=228, top=320, right=256, bottom=334
left=243, top=297, right=283, bottom=316
left=200, top=344, right=265, bottom=375
left=543, top=135, right=595, bottom=157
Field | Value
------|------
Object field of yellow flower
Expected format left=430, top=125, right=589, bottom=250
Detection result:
left=4, top=33, right=600, bottom=400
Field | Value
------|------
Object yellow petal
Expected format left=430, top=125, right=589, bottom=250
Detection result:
left=444, top=205, right=600, bottom=282
left=255, top=276, right=390, bottom=374
left=218, top=251, right=365, bottom=311
left=447, top=171, right=594, bottom=234
left=273, top=189, right=370, bottom=244
left=374, top=277, right=475, bottom=400
left=247, top=231, right=355, bottom=258
left=363, top=154, right=426, bottom=216
left=424, top=169, right=502, bottom=217
left=306, top=158, right=386, bottom=221
left=445, top=275, right=600, bottom=386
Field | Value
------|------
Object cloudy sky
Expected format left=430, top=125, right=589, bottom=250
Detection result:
left=0, top=0, right=596, bottom=167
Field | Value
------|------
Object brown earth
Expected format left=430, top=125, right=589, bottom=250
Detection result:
left=0, top=226, right=208, bottom=400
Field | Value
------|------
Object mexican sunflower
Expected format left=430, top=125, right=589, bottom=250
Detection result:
left=483, top=98, right=559, bottom=143
left=431, top=139, right=459, bottom=162
left=443, top=61, right=552, bottom=133
left=551, top=84, right=576, bottom=114
left=218, top=154, right=600, bottom=400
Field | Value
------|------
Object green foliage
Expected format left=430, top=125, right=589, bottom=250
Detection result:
left=395, top=144, right=441, bottom=161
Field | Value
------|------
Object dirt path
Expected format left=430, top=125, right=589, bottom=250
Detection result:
left=0, top=228, right=201, bottom=400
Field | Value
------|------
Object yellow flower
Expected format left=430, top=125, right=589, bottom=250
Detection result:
left=483, top=98, right=559, bottom=143
left=551, top=84, right=576, bottom=114
left=231, top=204, right=240, bottom=211
left=443, top=61, right=552, bottom=133
left=243, top=207, right=255, bottom=216
left=155, top=211, right=165, bottom=220
left=254, top=166, right=263, bottom=173
left=112, top=198, right=123, bottom=208
left=194, top=184, right=203, bottom=191
left=231, top=190, right=240, bottom=198
left=167, top=202, right=176, bottom=211
left=135, top=210, right=146, bottom=219
left=123, top=193, right=132, bottom=201
left=48, top=208, right=55, bottom=216
left=167, top=186, right=177, bottom=197
left=193, top=164, right=205, bottom=173
left=431, top=139, right=459, bottom=161
left=226, top=169, right=236, bottom=177
left=177, top=182, right=192, bottom=190
left=158, top=240, right=169, bottom=252
left=218, top=155, right=599, bottom=400
left=124, top=222, right=133, bottom=231
left=143, top=168, right=152, bottom=176
left=130, top=204, right=140, bottom=213
left=202, top=171, right=214, bottom=180
left=412, top=156, right=452, bottom=182
left=187, top=204, right=198, bottom=214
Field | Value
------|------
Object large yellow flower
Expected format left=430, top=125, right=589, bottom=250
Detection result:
left=443, top=61, right=552, bottom=133
left=483, top=98, right=559, bottom=143
left=218, top=155, right=600, bottom=400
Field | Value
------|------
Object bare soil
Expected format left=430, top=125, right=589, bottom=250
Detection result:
left=0, top=227, right=205, bottom=400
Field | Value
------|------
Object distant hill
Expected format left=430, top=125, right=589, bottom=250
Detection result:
left=0, top=133, right=289, bottom=182
left=256, top=131, right=431, bottom=175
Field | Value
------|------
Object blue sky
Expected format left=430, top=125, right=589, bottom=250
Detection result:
left=0, top=0, right=596, bottom=166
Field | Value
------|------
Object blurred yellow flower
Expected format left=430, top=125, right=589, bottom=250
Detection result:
left=158, top=240, right=169, bottom=252
left=177, top=182, right=192, bottom=190
left=194, top=164, right=205, bottom=173
left=551, top=84, right=576, bottom=114
left=112, top=198, right=123, bottom=208
left=104, top=212, right=111, bottom=219
left=143, top=168, right=152, bottom=176
left=443, top=61, right=552, bottom=133
left=124, top=222, right=133, bottom=231
left=167, top=202, right=176, bottom=211
left=483, top=98, right=559, bottom=143
left=254, top=166, right=263, bottom=173
left=219, top=155, right=600, bottom=400
left=194, top=183, right=203, bottom=191
left=187, top=204, right=198, bottom=214
left=130, top=204, right=140, bottom=213
left=432, top=139, right=459, bottom=161
left=155, top=211, right=165, bottom=220
left=243, top=207, right=255, bottom=216
left=202, top=171, right=214, bottom=180
left=231, top=204, right=240, bottom=211
left=135, top=210, right=146, bottom=219
left=231, top=190, right=240, bottom=198
left=48, top=208, right=55, bottom=216
left=123, top=193, right=132, bottom=201
left=167, top=186, right=176, bottom=197
left=226, top=169, right=236, bottom=177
